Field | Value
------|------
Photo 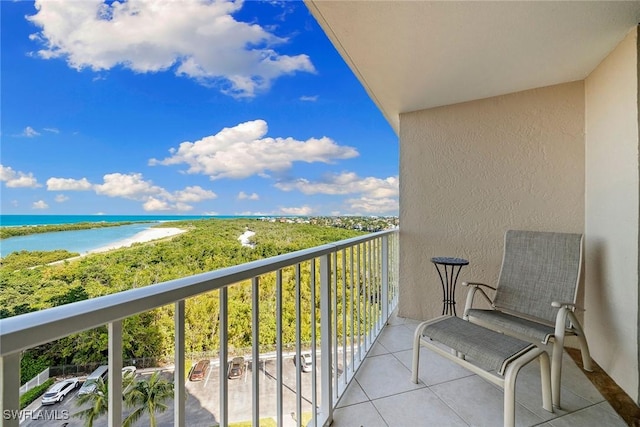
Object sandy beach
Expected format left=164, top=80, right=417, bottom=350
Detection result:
left=87, top=227, right=186, bottom=254
left=238, top=229, right=256, bottom=248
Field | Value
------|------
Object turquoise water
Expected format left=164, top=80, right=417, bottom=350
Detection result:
left=0, top=215, right=251, bottom=257
left=0, top=214, right=223, bottom=227
left=0, top=223, right=160, bottom=257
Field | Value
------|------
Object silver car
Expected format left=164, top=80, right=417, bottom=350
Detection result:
left=41, top=378, right=80, bottom=405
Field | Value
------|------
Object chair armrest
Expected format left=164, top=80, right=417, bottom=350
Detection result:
left=551, top=301, right=576, bottom=309
left=462, top=282, right=497, bottom=291
left=463, top=282, right=495, bottom=318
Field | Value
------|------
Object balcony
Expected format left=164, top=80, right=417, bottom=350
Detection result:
left=1, top=228, right=632, bottom=426
left=332, top=313, right=627, bottom=427
left=1, top=230, right=399, bottom=427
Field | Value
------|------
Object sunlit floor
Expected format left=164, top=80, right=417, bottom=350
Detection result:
left=331, top=313, right=626, bottom=427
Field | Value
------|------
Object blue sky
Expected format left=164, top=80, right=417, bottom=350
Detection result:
left=1, top=0, right=398, bottom=217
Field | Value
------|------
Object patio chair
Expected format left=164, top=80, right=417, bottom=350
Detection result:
left=463, top=230, right=593, bottom=409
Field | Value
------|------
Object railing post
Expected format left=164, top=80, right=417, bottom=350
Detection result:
left=1, top=353, right=20, bottom=427
left=295, top=264, right=303, bottom=423
left=108, top=320, right=123, bottom=427
left=219, top=287, right=229, bottom=427
left=319, top=253, right=333, bottom=425
left=174, top=300, right=185, bottom=427
left=276, top=270, right=284, bottom=427
left=252, top=277, right=260, bottom=427
left=381, top=235, right=389, bottom=321
left=310, top=259, right=318, bottom=427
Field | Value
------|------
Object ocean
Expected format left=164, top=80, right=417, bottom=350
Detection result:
left=0, top=215, right=241, bottom=257
left=0, top=214, right=223, bottom=227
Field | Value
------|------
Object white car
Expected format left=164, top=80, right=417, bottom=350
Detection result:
left=122, top=366, right=137, bottom=377
left=293, top=353, right=313, bottom=373
left=41, top=378, right=80, bottom=405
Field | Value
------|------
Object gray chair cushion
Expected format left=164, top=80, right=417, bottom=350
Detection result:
left=466, top=308, right=562, bottom=344
left=493, top=230, right=582, bottom=323
left=422, top=316, right=535, bottom=375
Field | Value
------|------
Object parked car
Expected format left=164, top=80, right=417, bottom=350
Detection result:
left=41, top=378, right=80, bottom=405
left=293, top=353, right=313, bottom=373
left=189, top=359, right=210, bottom=381
left=122, top=366, right=137, bottom=376
left=228, top=356, right=245, bottom=380
left=122, top=366, right=137, bottom=394
left=78, top=365, right=108, bottom=395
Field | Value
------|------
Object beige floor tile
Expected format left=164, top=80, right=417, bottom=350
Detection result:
left=429, top=375, right=545, bottom=427
left=395, top=347, right=474, bottom=386
left=336, top=380, right=369, bottom=408
left=555, top=352, right=604, bottom=404
left=547, top=401, right=627, bottom=427
left=355, top=353, right=424, bottom=400
left=375, top=324, right=415, bottom=353
left=367, top=341, right=390, bottom=357
left=515, top=359, right=593, bottom=420
left=331, top=401, right=388, bottom=427
left=373, top=388, right=469, bottom=426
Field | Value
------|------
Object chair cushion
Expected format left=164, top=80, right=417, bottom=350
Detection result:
left=493, top=230, right=582, bottom=323
left=466, top=308, right=564, bottom=344
left=422, top=316, right=535, bottom=376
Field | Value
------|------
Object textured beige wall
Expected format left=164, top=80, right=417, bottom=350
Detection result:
left=585, top=26, right=639, bottom=403
left=398, top=82, right=585, bottom=321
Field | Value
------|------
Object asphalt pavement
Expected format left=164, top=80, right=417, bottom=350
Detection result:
left=19, top=353, right=324, bottom=427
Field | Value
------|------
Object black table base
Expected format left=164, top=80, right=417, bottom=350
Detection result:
left=431, top=257, right=469, bottom=316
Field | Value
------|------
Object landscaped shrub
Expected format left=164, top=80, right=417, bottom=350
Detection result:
left=20, top=352, right=51, bottom=385
left=20, top=378, right=54, bottom=409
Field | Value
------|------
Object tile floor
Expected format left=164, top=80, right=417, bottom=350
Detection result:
left=331, top=313, right=627, bottom=427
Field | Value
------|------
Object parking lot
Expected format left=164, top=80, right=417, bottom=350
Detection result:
left=20, top=353, right=329, bottom=427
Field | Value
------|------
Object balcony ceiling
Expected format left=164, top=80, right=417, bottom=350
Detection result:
left=305, top=1, right=640, bottom=133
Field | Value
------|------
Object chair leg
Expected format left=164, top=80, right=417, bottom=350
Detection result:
left=552, top=307, right=571, bottom=409
left=504, top=348, right=553, bottom=427
left=539, top=351, right=553, bottom=412
left=567, top=311, right=593, bottom=372
left=411, top=321, right=427, bottom=384
left=504, top=369, right=517, bottom=427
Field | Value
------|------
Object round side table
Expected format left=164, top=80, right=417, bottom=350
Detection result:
left=431, top=257, right=469, bottom=316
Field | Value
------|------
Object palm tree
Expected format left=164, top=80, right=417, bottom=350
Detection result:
left=123, top=371, right=174, bottom=427
left=73, top=378, right=108, bottom=427
left=73, top=370, right=137, bottom=427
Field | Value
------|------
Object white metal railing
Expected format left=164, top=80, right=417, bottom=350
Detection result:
left=0, top=229, right=399, bottom=426
left=18, top=368, right=50, bottom=396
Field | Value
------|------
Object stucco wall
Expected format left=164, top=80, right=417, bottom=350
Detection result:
left=398, top=81, right=585, bottom=321
left=585, top=26, right=639, bottom=403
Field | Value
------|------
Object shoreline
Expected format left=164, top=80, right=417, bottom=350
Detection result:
left=238, top=229, right=256, bottom=248
left=86, top=227, right=187, bottom=254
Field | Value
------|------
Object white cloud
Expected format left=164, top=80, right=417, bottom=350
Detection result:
left=93, top=172, right=215, bottom=211
left=54, top=194, right=69, bottom=202
left=142, top=197, right=172, bottom=212
left=21, top=126, right=41, bottom=137
left=44, top=127, right=60, bottom=133
left=235, top=210, right=273, bottom=216
left=300, top=95, right=318, bottom=102
left=275, top=172, right=399, bottom=215
left=173, top=186, right=217, bottom=203
left=280, top=205, right=314, bottom=216
left=238, top=191, right=259, bottom=200
left=47, top=177, right=92, bottom=191
left=0, top=165, right=41, bottom=188
left=275, top=172, right=398, bottom=198
left=33, top=200, right=49, bottom=210
left=345, top=197, right=398, bottom=214
left=94, top=172, right=170, bottom=200
left=150, top=119, right=358, bottom=179
left=27, top=0, right=315, bottom=98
